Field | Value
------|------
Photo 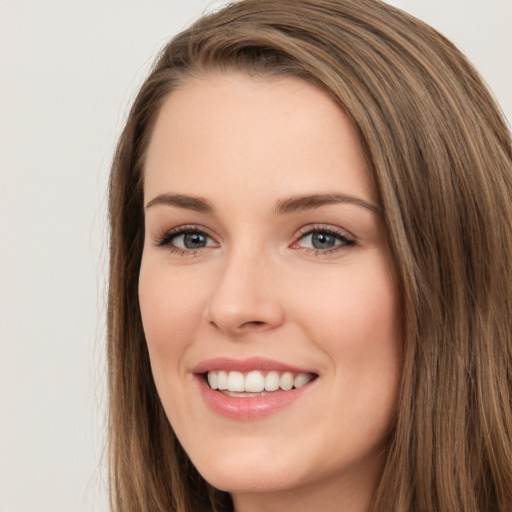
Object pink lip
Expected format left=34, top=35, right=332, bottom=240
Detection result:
left=195, top=376, right=315, bottom=420
left=192, top=357, right=318, bottom=420
left=192, top=356, right=313, bottom=374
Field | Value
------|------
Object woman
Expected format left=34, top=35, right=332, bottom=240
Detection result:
left=107, top=0, right=512, bottom=510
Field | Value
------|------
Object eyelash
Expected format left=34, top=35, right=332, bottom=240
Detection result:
left=292, top=224, right=356, bottom=255
left=153, top=224, right=215, bottom=256
left=153, top=223, right=356, bottom=256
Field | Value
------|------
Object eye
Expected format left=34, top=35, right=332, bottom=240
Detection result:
left=154, top=226, right=217, bottom=254
left=301, top=231, right=341, bottom=250
left=172, top=232, right=215, bottom=250
left=292, top=226, right=355, bottom=254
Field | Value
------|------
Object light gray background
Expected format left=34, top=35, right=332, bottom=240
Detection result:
left=0, top=1, right=510, bottom=511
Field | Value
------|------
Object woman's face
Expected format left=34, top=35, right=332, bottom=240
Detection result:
left=139, top=73, right=402, bottom=511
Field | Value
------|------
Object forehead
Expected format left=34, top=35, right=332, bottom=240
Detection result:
left=143, top=73, right=374, bottom=205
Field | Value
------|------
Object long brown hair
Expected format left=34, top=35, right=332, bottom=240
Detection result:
left=107, top=1, right=512, bottom=510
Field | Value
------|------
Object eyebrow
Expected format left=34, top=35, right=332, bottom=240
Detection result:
left=275, top=193, right=381, bottom=215
left=145, top=192, right=380, bottom=216
left=145, top=193, right=213, bottom=213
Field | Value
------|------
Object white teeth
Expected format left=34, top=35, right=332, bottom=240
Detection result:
left=206, top=370, right=314, bottom=393
left=280, top=372, right=294, bottom=391
left=217, top=370, right=228, bottom=390
left=265, top=371, right=280, bottom=391
left=245, top=371, right=265, bottom=392
left=227, top=371, right=245, bottom=392
left=207, top=371, right=218, bottom=390
left=293, top=373, right=311, bottom=389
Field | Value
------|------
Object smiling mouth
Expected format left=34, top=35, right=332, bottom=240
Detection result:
left=205, top=370, right=318, bottom=396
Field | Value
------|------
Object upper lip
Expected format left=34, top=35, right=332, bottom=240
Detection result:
left=192, top=356, right=316, bottom=375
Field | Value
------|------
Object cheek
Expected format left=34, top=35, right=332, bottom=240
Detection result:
left=138, top=259, right=206, bottom=363
left=297, top=258, right=401, bottom=396
left=304, top=265, right=401, bottom=451
left=300, top=259, right=398, bottom=344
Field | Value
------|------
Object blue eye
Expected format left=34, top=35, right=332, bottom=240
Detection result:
left=173, top=232, right=212, bottom=249
left=296, top=228, right=355, bottom=253
left=304, top=231, right=340, bottom=249
left=155, top=227, right=217, bottom=253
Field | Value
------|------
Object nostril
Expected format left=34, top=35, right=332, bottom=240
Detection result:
left=241, top=320, right=266, bottom=328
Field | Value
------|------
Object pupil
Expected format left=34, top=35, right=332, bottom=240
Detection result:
left=312, top=232, right=335, bottom=249
left=184, top=233, right=206, bottom=248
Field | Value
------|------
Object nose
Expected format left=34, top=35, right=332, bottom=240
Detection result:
left=206, top=245, right=286, bottom=335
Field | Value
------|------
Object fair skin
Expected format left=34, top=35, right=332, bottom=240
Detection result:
left=139, top=73, right=402, bottom=512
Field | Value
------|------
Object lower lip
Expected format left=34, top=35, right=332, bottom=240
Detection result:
left=196, top=376, right=314, bottom=420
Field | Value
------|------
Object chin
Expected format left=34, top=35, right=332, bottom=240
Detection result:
left=189, top=447, right=304, bottom=494
left=201, top=465, right=300, bottom=495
